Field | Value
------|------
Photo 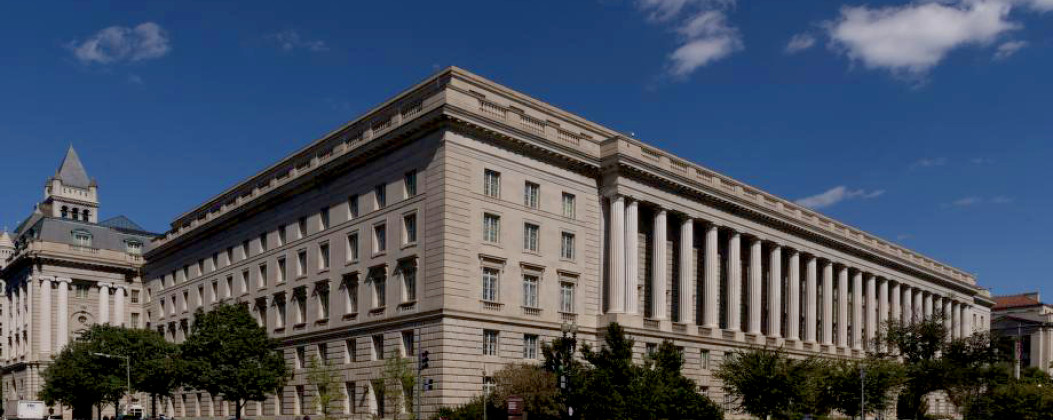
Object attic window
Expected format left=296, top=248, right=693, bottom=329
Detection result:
left=72, top=230, right=92, bottom=247
left=125, top=240, right=143, bottom=255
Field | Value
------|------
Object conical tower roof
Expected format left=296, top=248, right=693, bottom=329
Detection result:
left=0, top=231, right=13, bottom=249
left=55, top=145, right=92, bottom=188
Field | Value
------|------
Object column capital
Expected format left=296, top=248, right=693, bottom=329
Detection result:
left=56, top=277, right=72, bottom=284
left=97, top=282, right=113, bottom=290
left=38, top=275, right=56, bottom=283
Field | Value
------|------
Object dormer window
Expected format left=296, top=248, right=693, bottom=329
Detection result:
left=125, top=240, right=143, bottom=255
left=72, top=229, right=92, bottom=247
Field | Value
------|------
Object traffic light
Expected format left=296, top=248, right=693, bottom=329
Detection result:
left=424, top=378, right=435, bottom=391
left=419, top=350, right=430, bottom=370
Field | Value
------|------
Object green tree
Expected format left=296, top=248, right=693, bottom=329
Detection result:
left=492, top=364, right=561, bottom=419
left=381, top=351, right=416, bottom=420
left=634, top=341, right=724, bottom=420
left=828, top=356, right=906, bottom=418
left=40, top=339, right=125, bottom=420
left=180, top=303, right=288, bottom=420
left=306, top=355, right=342, bottom=420
left=715, top=347, right=799, bottom=419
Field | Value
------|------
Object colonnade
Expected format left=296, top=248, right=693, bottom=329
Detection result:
left=2, top=276, right=127, bottom=362
left=606, top=196, right=985, bottom=351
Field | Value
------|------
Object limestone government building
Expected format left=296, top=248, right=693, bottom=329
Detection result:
left=4, top=67, right=995, bottom=419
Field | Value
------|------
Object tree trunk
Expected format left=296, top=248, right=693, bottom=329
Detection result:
left=150, top=394, right=157, bottom=419
left=234, top=400, right=242, bottom=420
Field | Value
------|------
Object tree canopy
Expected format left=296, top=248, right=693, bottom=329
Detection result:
left=179, top=303, right=288, bottom=420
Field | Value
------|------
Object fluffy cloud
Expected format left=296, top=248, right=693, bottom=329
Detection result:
left=69, top=22, right=170, bottom=64
left=825, top=1, right=1017, bottom=75
left=994, top=40, right=1028, bottom=58
left=268, top=30, right=329, bottom=52
left=785, top=33, right=817, bottom=54
left=795, top=186, right=886, bottom=209
left=637, top=0, right=743, bottom=78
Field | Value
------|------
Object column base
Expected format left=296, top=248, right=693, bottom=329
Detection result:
left=722, top=329, right=745, bottom=342
left=698, top=325, right=721, bottom=338
left=745, top=332, right=765, bottom=346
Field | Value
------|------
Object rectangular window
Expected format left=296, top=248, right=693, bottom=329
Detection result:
left=373, top=224, right=387, bottom=254
left=226, top=276, right=234, bottom=298
left=402, top=263, right=417, bottom=302
left=646, top=343, right=658, bottom=356
left=483, top=330, right=499, bottom=356
left=295, top=346, right=306, bottom=368
left=483, top=214, right=500, bottom=243
left=401, top=330, right=415, bottom=357
left=523, top=334, right=538, bottom=359
left=317, top=285, right=330, bottom=320
left=131, top=290, right=140, bottom=304
left=210, top=281, right=218, bottom=303
left=482, top=267, right=499, bottom=302
left=320, top=207, right=330, bottom=231
left=298, top=217, right=307, bottom=239
left=372, top=335, right=384, bottom=360
left=561, top=232, right=575, bottom=260
left=374, top=184, right=386, bottom=209
left=240, top=270, right=249, bottom=295
left=348, top=195, right=360, bottom=219
left=525, top=222, right=546, bottom=252
left=404, top=170, right=417, bottom=197
left=346, top=232, right=360, bottom=263
left=318, top=343, right=328, bottom=363
left=523, top=274, right=539, bottom=308
left=225, top=247, right=233, bottom=267
left=372, top=271, right=386, bottom=308
left=295, top=385, right=305, bottom=415
left=345, top=382, right=356, bottom=415
left=258, top=263, right=268, bottom=288
left=524, top=182, right=540, bottom=209
left=211, top=253, right=218, bottom=271
left=701, top=349, right=711, bottom=370
left=196, top=286, right=204, bottom=308
left=242, top=240, right=250, bottom=259
left=297, top=250, right=307, bottom=277
left=319, top=242, right=331, bottom=271
left=196, top=260, right=204, bottom=277
left=560, top=282, right=575, bottom=313
left=277, top=257, right=287, bottom=283
left=403, top=213, right=417, bottom=244
left=278, top=226, right=287, bottom=246
left=259, top=233, right=268, bottom=252
left=562, top=193, right=576, bottom=218
left=296, top=292, right=307, bottom=324
left=276, top=300, right=286, bottom=329
left=346, top=339, right=357, bottom=363
left=344, top=274, right=359, bottom=315
left=483, top=169, right=501, bottom=198
left=130, top=312, right=140, bottom=328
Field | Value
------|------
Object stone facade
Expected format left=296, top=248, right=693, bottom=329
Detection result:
left=143, top=67, right=994, bottom=419
left=0, top=146, right=157, bottom=418
left=992, top=292, right=1053, bottom=376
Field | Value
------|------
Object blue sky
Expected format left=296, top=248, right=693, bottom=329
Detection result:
left=1, top=0, right=1050, bottom=298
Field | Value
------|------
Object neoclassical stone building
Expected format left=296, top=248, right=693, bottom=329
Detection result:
left=1, top=147, right=157, bottom=417
left=144, top=67, right=993, bottom=419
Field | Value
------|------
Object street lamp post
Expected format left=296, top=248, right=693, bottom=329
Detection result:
left=92, top=353, right=131, bottom=417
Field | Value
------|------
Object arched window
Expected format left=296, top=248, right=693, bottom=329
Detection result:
left=71, top=208, right=80, bottom=220
left=72, top=229, right=92, bottom=247
left=82, top=210, right=90, bottom=222
left=61, top=206, right=69, bottom=219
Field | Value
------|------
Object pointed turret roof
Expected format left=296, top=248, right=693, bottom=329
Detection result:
left=55, top=145, right=92, bottom=188
left=0, top=231, right=13, bottom=249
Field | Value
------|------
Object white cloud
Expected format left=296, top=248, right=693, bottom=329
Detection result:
left=1020, top=0, right=1053, bottom=11
left=952, top=196, right=983, bottom=206
left=69, top=22, right=170, bottom=64
left=971, top=157, right=994, bottom=164
left=994, top=40, right=1028, bottom=58
left=825, top=1, right=1017, bottom=75
left=948, top=195, right=1014, bottom=206
left=795, top=186, right=886, bottom=209
left=127, top=74, right=144, bottom=85
left=991, top=196, right=1014, bottom=203
left=910, top=157, right=948, bottom=169
left=785, top=33, right=817, bottom=54
left=636, top=0, right=742, bottom=78
left=268, top=30, right=329, bottom=52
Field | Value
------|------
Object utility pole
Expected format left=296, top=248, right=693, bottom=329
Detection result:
left=860, top=364, right=866, bottom=420
left=416, top=327, right=422, bottom=420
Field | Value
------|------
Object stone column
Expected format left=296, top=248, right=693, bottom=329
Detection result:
left=852, top=271, right=863, bottom=351
left=804, top=256, right=817, bottom=344
left=878, top=278, right=889, bottom=330
left=114, top=285, right=126, bottom=326
left=608, top=197, right=625, bottom=314
left=962, top=305, right=973, bottom=337
left=679, top=218, right=695, bottom=325
left=768, top=245, right=782, bottom=338
left=865, top=275, right=877, bottom=349
left=891, top=281, right=901, bottom=325
left=625, top=200, right=639, bottom=315
left=950, top=301, right=960, bottom=339
left=703, top=224, right=720, bottom=329
left=787, top=251, right=801, bottom=341
left=915, top=289, right=925, bottom=321
left=39, top=277, right=53, bottom=357
left=821, top=261, right=834, bottom=346
left=748, top=238, right=763, bottom=335
left=98, top=282, right=111, bottom=325
left=944, top=298, right=954, bottom=339
left=727, top=231, right=742, bottom=332
left=56, top=278, right=70, bottom=351
left=838, top=266, right=849, bottom=349
left=2, top=282, right=8, bottom=361
left=924, top=292, right=933, bottom=319
left=652, top=210, right=668, bottom=320
left=902, top=285, right=913, bottom=325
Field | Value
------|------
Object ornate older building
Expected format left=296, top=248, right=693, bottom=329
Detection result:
left=144, top=67, right=993, bottom=419
left=992, top=292, right=1053, bottom=376
left=1, top=146, right=157, bottom=417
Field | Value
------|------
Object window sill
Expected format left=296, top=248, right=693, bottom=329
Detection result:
left=399, top=300, right=417, bottom=307
left=318, top=268, right=331, bottom=275
left=295, top=275, right=307, bottom=281
left=342, top=312, right=359, bottom=321
left=345, top=259, right=360, bottom=266
left=273, top=327, right=286, bottom=333
left=369, top=306, right=387, bottom=314
left=523, top=250, right=541, bottom=256
left=372, top=251, right=387, bottom=258
left=315, top=318, right=329, bottom=325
